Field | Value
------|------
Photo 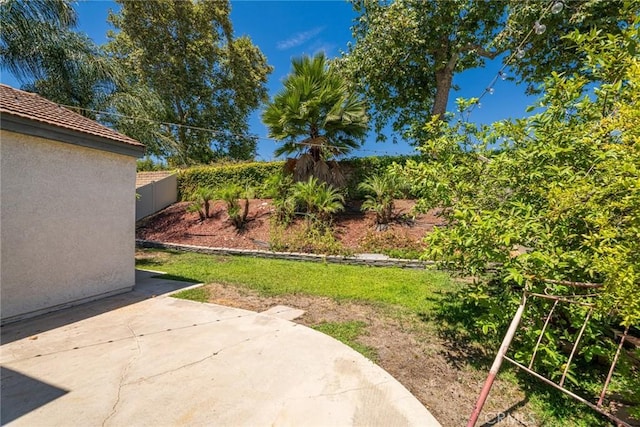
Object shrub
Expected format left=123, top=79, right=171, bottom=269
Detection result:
left=187, top=186, right=217, bottom=221
left=293, top=177, right=345, bottom=227
left=263, top=171, right=295, bottom=224
left=358, top=172, right=406, bottom=229
left=178, top=162, right=284, bottom=200
left=218, top=184, right=254, bottom=230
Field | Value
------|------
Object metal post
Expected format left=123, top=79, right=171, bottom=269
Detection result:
left=467, top=294, right=528, bottom=427
left=529, top=299, right=559, bottom=369
left=559, top=308, right=592, bottom=387
left=598, top=325, right=630, bottom=407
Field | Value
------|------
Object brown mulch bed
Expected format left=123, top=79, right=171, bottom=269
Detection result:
left=136, top=199, right=444, bottom=254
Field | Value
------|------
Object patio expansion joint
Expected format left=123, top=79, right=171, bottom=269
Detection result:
left=124, top=325, right=287, bottom=386
left=102, top=324, right=142, bottom=427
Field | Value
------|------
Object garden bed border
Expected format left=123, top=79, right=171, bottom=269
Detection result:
left=136, top=239, right=434, bottom=269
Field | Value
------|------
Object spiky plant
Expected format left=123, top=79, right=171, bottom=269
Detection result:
left=188, top=186, right=217, bottom=220
left=262, top=52, right=368, bottom=187
left=359, top=172, right=405, bottom=229
left=293, top=177, right=344, bottom=227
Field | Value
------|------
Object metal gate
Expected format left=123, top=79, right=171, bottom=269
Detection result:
left=467, top=279, right=633, bottom=427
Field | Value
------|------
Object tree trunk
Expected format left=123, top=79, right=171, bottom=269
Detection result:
left=432, top=50, right=458, bottom=120
left=433, top=67, right=454, bottom=119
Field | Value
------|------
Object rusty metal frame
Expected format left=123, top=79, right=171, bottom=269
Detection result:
left=467, top=280, right=633, bottom=427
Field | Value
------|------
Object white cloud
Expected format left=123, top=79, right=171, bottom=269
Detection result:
left=276, top=26, right=325, bottom=50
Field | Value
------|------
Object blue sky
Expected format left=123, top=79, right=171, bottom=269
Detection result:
left=1, top=0, right=537, bottom=161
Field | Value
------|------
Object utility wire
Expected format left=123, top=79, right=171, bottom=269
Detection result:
left=60, top=103, right=416, bottom=157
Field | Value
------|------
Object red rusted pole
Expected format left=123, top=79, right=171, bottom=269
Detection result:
left=598, top=325, right=630, bottom=407
left=467, top=294, right=528, bottom=427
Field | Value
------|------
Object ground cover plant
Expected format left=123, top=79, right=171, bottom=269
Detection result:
left=136, top=249, right=625, bottom=426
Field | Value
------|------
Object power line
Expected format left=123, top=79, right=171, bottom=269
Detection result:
left=60, top=103, right=416, bottom=157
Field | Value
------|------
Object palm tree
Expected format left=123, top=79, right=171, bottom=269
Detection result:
left=1, top=0, right=118, bottom=117
left=262, top=53, right=368, bottom=186
left=359, top=172, right=405, bottom=229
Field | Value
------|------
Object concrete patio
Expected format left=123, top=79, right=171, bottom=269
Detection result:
left=1, top=270, right=441, bottom=426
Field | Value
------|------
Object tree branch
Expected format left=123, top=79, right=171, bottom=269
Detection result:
left=463, top=43, right=501, bottom=59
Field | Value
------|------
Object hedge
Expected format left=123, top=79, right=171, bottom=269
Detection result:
left=177, top=155, right=425, bottom=200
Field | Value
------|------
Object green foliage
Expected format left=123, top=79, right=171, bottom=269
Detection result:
left=177, top=156, right=423, bottom=203
left=341, top=0, right=506, bottom=137
left=269, top=222, right=349, bottom=256
left=218, top=184, right=253, bottom=230
left=187, top=187, right=217, bottom=221
left=262, top=52, right=368, bottom=185
left=263, top=171, right=295, bottom=224
left=413, top=21, right=640, bottom=325
left=136, top=157, right=168, bottom=172
left=359, top=172, right=406, bottom=227
left=313, top=321, right=377, bottom=361
left=1, top=0, right=118, bottom=116
left=359, top=230, right=423, bottom=260
left=106, top=0, right=272, bottom=164
left=293, top=177, right=345, bottom=227
left=178, top=162, right=284, bottom=200
left=341, top=0, right=634, bottom=143
left=403, top=20, right=640, bottom=415
left=172, top=286, right=210, bottom=303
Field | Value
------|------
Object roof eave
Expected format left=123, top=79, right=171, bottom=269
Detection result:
left=0, top=113, right=146, bottom=158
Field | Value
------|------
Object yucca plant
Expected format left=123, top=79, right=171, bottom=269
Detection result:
left=187, top=186, right=217, bottom=221
left=358, top=172, right=405, bottom=230
left=218, top=184, right=254, bottom=230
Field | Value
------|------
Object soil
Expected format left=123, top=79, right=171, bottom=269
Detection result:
left=135, top=201, right=537, bottom=426
left=136, top=199, right=444, bottom=254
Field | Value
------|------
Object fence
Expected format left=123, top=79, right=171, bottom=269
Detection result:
left=136, top=172, right=178, bottom=221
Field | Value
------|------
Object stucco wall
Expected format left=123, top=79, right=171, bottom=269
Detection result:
left=0, top=130, right=137, bottom=323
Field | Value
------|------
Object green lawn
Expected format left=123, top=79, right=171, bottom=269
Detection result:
left=136, top=249, right=456, bottom=315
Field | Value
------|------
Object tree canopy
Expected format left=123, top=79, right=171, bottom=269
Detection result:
left=393, top=14, right=640, bottom=326
left=341, top=0, right=634, bottom=142
left=0, top=0, right=118, bottom=117
left=106, top=0, right=272, bottom=165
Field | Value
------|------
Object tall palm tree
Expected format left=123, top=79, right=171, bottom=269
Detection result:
left=262, top=52, right=368, bottom=186
left=1, top=0, right=118, bottom=117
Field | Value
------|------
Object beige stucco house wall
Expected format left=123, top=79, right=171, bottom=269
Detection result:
left=0, top=85, right=145, bottom=324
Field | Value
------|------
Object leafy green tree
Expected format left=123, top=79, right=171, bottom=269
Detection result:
left=1, top=0, right=118, bottom=116
left=106, top=0, right=272, bottom=165
left=341, top=0, right=633, bottom=141
left=399, top=16, right=640, bottom=326
left=396, top=17, right=640, bottom=403
left=262, top=53, right=368, bottom=186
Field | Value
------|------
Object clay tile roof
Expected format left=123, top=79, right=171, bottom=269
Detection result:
left=0, top=84, right=144, bottom=149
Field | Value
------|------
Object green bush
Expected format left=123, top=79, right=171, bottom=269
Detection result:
left=177, top=155, right=424, bottom=202
left=342, top=154, right=425, bottom=199
left=178, top=162, right=284, bottom=200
